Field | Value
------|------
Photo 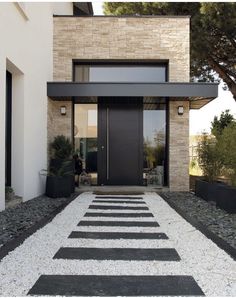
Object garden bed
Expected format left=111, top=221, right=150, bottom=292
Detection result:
left=161, top=192, right=236, bottom=250
left=195, top=179, right=236, bottom=213
left=0, top=194, right=77, bottom=248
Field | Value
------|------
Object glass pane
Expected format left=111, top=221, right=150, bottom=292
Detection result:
left=74, top=66, right=166, bottom=82
left=143, top=104, right=166, bottom=186
left=74, top=104, right=98, bottom=185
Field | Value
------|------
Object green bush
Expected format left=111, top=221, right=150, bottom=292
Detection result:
left=197, top=110, right=236, bottom=186
left=197, top=134, right=222, bottom=182
left=50, top=135, right=73, bottom=160
left=217, top=122, right=236, bottom=186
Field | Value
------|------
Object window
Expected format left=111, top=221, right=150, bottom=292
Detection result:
left=74, top=104, right=98, bottom=185
left=74, top=65, right=166, bottom=83
left=143, top=101, right=166, bottom=186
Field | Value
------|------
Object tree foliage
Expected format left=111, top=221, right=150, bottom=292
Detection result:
left=217, top=122, right=236, bottom=186
left=197, top=111, right=236, bottom=185
left=211, top=109, right=234, bottom=138
left=197, top=134, right=222, bottom=182
left=103, top=2, right=236, bottom=99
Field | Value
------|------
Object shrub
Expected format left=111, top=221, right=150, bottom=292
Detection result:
left=50, top=135, right=73, bottom=160
left=217, top=122, right=236, bottom=186
left=197, top=134, right=222, bottom=182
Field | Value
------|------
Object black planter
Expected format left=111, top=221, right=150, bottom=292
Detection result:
left=46, top=176, right=72, bottom=198
left=195, top=179, right=236, bottom=213
left=49, top=158, right=75, bottom=193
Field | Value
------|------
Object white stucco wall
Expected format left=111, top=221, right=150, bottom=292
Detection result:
left=0, top=3, right=74, bottom=210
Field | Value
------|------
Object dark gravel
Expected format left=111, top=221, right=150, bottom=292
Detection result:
left=163, top=192, right=236, bottom=249
left=0, top=196, right=72, bottom=247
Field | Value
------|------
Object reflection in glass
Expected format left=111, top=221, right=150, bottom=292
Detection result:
left=143, top=103, right=166, bottom=186
left=74, top=65, right=166, bottom=82
left=74, top=104, right=98, bottom=185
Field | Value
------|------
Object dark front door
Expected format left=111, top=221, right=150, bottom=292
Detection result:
left=98, top=98, right=143, bottom=185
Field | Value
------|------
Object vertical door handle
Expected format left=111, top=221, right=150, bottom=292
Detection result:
left=106, top=108, right=109, bottom=180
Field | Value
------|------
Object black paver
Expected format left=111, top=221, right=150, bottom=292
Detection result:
left=95, top=196, right=143, bottom=200
left=53, top=247, right=180, bottom=261
left=84, top=212, right=154, bottom=217
left=68, top=231, right=168, bottom=239
left=77, top=220, right=159, bottom=227
left=89, top=205, right=149, bottom=210
left=92, top=200, right=146, bottom=204
left=28, top=275, right=205, bottom=296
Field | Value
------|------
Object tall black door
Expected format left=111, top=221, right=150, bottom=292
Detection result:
left=98, top=97, right=143, bottom=185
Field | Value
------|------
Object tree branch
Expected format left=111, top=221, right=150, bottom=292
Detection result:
left=207, top=56, right=236, bottom=100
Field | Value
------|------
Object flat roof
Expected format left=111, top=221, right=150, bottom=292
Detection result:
left=47, top=82, right=218, bottom=109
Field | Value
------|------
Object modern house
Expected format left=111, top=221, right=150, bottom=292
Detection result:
left=0, top=2, right=218, bottom=211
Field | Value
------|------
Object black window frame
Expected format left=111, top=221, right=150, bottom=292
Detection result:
left=72, top=60, right=169, bottom=187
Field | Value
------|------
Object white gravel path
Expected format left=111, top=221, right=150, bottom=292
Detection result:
left=0, top=192, right=235, bottom=297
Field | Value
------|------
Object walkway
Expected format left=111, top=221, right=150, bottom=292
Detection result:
left=0, top=193, right=235, bottom=296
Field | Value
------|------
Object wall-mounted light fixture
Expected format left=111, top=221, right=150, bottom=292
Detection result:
left=60, top=106, right=66, bottom=116
left=177, top=105, right=184, bottom=115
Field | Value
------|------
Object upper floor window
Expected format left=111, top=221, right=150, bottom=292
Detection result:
left=74, top=65, right=167, bottom=83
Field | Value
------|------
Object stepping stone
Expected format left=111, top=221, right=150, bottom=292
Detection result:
left=77, top=221, right=159, bottom=227
left=53, top=247, right=180, bottom=261
left=93, top=200, right=146, bottom=204
left=68, top=231, right=168, bottom=239
left=28, top=275, right=205, bottom=296
left=95, top=196, right=144, bottom=200
left=84, top=212, right=154, bottom=217
left=89, top=205, right=149, bottom=210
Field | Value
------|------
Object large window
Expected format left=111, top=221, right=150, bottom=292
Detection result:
left=74, top=104, right=98, bottom=185
left=143, top=101, right=166, bottom=186
left=74, top=65, right=166, bottom=82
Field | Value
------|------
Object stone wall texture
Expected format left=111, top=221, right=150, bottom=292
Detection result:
left=47, top=99, right=72, bottom=145
left=169, top=101, right=190, bottom=191
left=53, top=16, right=190, bottom=82
left=49, top=16, right=190, bottom=190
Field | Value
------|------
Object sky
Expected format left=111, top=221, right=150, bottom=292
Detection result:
left=92, top=1, right=236, bottom=135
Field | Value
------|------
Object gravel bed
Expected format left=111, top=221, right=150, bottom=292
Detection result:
left=0, top=192, right=235, bottom=296
left=162, top=192, right=236, bottom=249
left=0, top=195, right=71, bottom=247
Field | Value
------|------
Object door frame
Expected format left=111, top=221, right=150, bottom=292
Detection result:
left=5, top=71, right=12, bottom=187
left=97, top=97, right=143, bottom=186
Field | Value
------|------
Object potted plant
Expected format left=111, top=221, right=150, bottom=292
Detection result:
left=45, top=135, right=74, bottom=198
left=5, top=186, right=14, bottom=201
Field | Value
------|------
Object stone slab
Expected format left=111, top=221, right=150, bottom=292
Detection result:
left=89, top=205, right=149, bottom=210
left=68, top=231, right=168, bottom=240
left=84, top=212, right=154, bottom=217
left=53, top=247, right=180, bottom=261
left=28, top=275, right=204, bottom=296
left=77, top=221, right=159, bottom=227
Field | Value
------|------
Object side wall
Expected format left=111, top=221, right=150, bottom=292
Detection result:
left=51, top=16, right=190, bottom=191
left=0, top=3, right=53, bottom=209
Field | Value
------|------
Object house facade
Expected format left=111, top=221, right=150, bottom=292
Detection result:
left=0, top=2, right=218, bottom=210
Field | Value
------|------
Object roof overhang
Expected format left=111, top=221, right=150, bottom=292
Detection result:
left=47, top=82, right=219, bottom=109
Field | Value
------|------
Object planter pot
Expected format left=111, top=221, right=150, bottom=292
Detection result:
left=216, top=185, right=236, bottom=214
left=195, top=179, right=218, bottom=202
left=49, top=158, right=75, bottom=193
left=45, top=176, right=72, bottom=198
left=195, top=179, right=236, bottom=213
